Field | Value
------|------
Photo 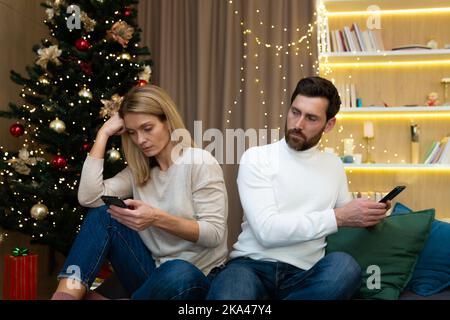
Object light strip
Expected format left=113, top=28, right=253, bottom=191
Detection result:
left=336, top=113, right=450, bottom=120
left=321, top=60, right=450, bottom=68
left=345, top=166, right=450, bottom=173
left=326, top=7, right=450, bottom=17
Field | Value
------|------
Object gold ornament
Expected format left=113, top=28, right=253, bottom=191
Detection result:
left=80, top=12, right=97, bottom=32
left=107, top=21, right=134, bottom=48
left=43, top=104, right=54, bottom=112
left=107, top=148, right=121, bottom=162
left=139, top=65, right=152, bottom=82
left=45, top=0, right=65, bottom=18
left=118, top=52, right=131, bottom=60
left=38, top=75, right=51, bottom=85
left=36, top=45, right=62, bottom=70
left=100, top=94, right=124, bottom=117
left=49, top=118, right=66, bottom=133
left=30, top=203, right=49, bottom=220
left=6, top=147, right=44, bottom=176
left=0, top=232, right=6, bottom=244
left=79, top=87, right=93, bottom=99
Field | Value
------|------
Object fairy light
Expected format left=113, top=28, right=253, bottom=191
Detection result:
left=225, top=2, right=316, bottom=129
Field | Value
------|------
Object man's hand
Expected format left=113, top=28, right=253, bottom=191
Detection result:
left=334, top=198, right=390, bottom=228
left=107, top=199, right=159, bottom=231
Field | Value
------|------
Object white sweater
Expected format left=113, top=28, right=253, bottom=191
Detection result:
left=78, top=148, right=228, bottom=275
left=230, top=139, right=351, bottom=270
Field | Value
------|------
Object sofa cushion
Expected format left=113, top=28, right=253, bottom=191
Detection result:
left=391, top=203, right=450, bottom=297
left=326, top=209, right=434, bottom=300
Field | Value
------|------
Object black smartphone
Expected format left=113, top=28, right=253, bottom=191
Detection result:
left=379, top=186, right=406, bottom=203
left=101, top=195, right=128, bottom=208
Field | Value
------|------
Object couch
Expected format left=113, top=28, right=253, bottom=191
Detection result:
left=95, top=204, right=450, bottom=300
left=95, top=273, right=450, bottom=300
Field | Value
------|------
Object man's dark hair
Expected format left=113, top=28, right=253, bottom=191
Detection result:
left=290, top=76, right=341, bottom=120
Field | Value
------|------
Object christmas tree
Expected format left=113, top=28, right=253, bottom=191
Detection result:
left=0, top=0, right=152, bottom=254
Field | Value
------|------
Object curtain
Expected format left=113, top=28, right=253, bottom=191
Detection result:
left=138, top=0, right=317, bottom=247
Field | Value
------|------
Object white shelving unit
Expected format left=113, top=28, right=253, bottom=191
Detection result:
left=318, top=0, right=450, bottom=219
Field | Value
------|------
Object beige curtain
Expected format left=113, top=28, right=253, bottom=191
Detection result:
left=138, top=0, right=317, bottom=247
left=0, top=0, right=47, bottom=149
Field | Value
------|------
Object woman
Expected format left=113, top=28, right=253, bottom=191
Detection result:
left=52, top=85, right=228, bottom=300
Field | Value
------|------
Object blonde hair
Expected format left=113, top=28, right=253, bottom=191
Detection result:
left=119, top=85, right=193, bottom=185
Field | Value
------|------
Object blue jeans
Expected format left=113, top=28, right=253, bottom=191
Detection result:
left=207, top=252, right=361, bottom=300
left=58, top=205, right=210, bottom=300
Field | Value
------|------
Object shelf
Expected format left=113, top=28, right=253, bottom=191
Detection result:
left=340, top=106, right=450, bottom=112
left=323, top=0, right=450, bottom=14
left=319, top=50, right=450, bottom=66
left=344, top=164, right=450, bottom=171
left=336, top=106, right=450, bottom=119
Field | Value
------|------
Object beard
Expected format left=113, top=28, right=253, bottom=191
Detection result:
left=285, top=123, right=326, bottom=151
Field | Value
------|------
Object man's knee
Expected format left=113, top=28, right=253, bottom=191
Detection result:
left=324, top=252, right=361, bottom=294
left=207, top=262, right=262, bottom=300
left=132, top=260, right=209, bottom=300
left=325, top=252, right=361, bottom=277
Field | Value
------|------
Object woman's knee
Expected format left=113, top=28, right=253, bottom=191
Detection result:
left=158, top=259, right=208, bottom=286
left=82, top=205, right=110, bottom=227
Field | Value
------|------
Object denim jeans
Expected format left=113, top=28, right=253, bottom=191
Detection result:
left=207, top=252, right=361, bottom=300
left=58, top=205, right=210, bottom=300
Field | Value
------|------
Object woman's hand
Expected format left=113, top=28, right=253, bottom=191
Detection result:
left=107, top=199, right=200, bottom=243
left=107, top=199, right=158, bottom=231
left=98, top=113, right=126, bottom=138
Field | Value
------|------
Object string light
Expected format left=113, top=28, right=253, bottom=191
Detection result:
left=225, top=2, right=316, bottom=129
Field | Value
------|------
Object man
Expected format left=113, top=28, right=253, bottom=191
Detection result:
left=207, top=76, right=389, bottom=300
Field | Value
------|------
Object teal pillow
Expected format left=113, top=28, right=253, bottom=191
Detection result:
left=391, top=203, right=450, bottom=296
left=326, top=209, right=434, bottom=299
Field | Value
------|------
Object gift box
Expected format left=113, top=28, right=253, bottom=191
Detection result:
left=3, top=247, right=38, bottom=300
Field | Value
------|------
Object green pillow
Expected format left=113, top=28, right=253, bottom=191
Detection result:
left=326, top=209, right=434, bottom=300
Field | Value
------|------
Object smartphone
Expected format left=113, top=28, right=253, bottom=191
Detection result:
left=101, top=195, right=128, bottom=208
left=379, top=186, right=406, bottom=203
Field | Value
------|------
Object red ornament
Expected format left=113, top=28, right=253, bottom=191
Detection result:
left=80, top=62, right=93, bottom=76
left=75, top=38, right=90, bottom=51
left=82, top=143, right=91, bottom=152
left=124, top=7, right=132, bottom=17
left=137, top=79, right=148, bottom=87
left=9, top=123, right=25, bottom=137
left=51, top=155, right=67, bottom=169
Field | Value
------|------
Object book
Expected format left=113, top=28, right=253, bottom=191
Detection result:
left=438, top=137, right=450, bottom=164
left=350, top=84, right=356, bottom=108
left=343, top=26, right=355, bottom=51
left=351, top=23, right=365, bottom=51
left=423, top=141, right=439, bottom=164
left=331, top=29, right=338, bottom=52
left=369, top=29, right=385, bottom=51
left=361, top=30, right=374, bottom=51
